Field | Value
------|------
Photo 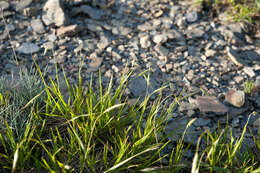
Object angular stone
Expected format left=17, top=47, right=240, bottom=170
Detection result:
left=31, top=19, right=45, bottom=34
left=42, top=0, right=67, bottom=27
left=243, top=67, right=255, bottom=78
left=226, top=46, right=244, bottom=67
left=140, top=35, right=151, bottom=49
left=87, top=53, right=103, bottom=72
left=225, top=90, right=245, bottom=108
left=16, top=42, right=40, bottom=54
left=97, top=35, right=111, bottom=50
left=56, top=24, right=83, bottom=37
left=195, top=96, right=228, bottom=114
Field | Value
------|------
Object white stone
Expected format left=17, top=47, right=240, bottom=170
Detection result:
left=42, top=0, right=67, bottom=27
left=140, top=35, right=151, bottom=49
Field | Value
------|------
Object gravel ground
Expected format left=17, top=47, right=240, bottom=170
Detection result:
left=0, top=0, right=260, bottom=158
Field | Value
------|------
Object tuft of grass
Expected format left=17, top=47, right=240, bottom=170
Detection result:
left=192, top=112, right=260, bottom=173
left=244, top=79, right=255, bottom=94
left=0, top=67, right=46, bottom=141
left=196, top=0, right=260, bottom=23
left=0, top=64, right=259, bottom=172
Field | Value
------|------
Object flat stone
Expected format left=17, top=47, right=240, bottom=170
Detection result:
left=15, top=0, right=32, bottom=12
left=165, top=117, right=199, bottom=144
left=195, top=96, right=228, bottom=114
left=16, top=42, right=40, bottom=54
left=140, top=35, right=151, bottom=49
left=42, top=0, right=67, bottom=27
left=129, top=76, right=158, bottom=98
left=0, top=1, right=10, bottom=10
left=243, top=50, right=260, bottom=62
left=56, top=24, right=83, bottom=37
left=72, top=5, right=104, bottom=20
left=31, top=19, right=45, bottom=34
left=226, top=46, right=244, bottom=67
left=97, top=35, right=111, bottom=50
left=193, top=118, right=211, bottom=126
left=225, top=90, right=245, bottom=108
left=87, top=53, right=103, bottom=72
left=186, top=11, right=198, bottom=23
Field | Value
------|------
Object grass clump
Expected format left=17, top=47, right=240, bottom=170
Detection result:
left=0, top=65, right=259, bottom=172
left=196, top=0, right=260, bottom=23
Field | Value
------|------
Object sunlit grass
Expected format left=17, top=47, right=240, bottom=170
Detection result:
left=0, top=65, right=259, bottom=172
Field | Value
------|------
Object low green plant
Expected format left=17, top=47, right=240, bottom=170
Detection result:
left=192, top=113, right=260, bottom=173
left=0, top=67, right=46, bottom=141
left=244, top=79, right=255, bottom=94
left=196, top=0, right=260, bottom=23
left=0, top=64, right=259, bottom=172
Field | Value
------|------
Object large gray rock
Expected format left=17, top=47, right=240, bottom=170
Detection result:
left=42, top=0, right=67, bottom=27
left=195, top=96, right=228, bottom=115
left=16, top=42, right=40, bottom=54
left=129, top=76, right=158, bottom=99
left=165, top=117, right=200, bottom=145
